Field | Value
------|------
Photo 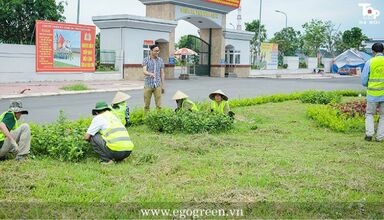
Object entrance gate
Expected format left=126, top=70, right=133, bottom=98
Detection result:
left=185, top=35, right=210, bottom=76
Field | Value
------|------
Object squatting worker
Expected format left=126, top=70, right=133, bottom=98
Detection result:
left=0, top=100, right=31, bottom=161
left=111, top=91, right=131, bottom=127
left=84, top=101, right=134, bottom=164
left=172, top=90, right=198, bottom=112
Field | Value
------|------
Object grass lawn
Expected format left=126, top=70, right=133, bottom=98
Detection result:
left=60, top=83, right=89, bottom=91
left=0, top=99, right=383, bottom=218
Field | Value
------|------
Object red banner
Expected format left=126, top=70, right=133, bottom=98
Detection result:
left=35, top=20, right=96, bottom=72
left=205, top=0, right=240, bottom=8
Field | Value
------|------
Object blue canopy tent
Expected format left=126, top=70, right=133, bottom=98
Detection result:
left=332, top=49, right=371, bottom=74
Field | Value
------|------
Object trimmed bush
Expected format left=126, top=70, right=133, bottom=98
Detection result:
left=30, top=111, right=93, bottom=161
left=229, top=93, right=302, bottom=108
left=130, top=108, right=145, bottom=126
left=306, top=105, right=364, bottom=132
left=300, top=91, right=341, bottom=104
left=145, top=109, right=233, bottom=134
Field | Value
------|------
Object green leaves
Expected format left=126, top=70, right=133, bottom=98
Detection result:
left=299, top=91, right=342, bottom=105
left=270, top=27, right=301, bottom=56
left=306, top=105, right=365, bottom=133
left=0, top=0, right=65, bottom=44
left=30, top=111, right=93, bottom=162
left=144, top=109, right=233, bottom=134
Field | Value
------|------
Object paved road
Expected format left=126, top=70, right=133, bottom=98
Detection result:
left=0, top=77, right=364, bottom=123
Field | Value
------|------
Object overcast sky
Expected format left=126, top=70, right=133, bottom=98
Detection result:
left=59, top=0, right=383, bottom=41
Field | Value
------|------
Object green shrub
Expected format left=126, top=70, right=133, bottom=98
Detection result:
left=300, top=91, right=341, bottom=104
left=230, top=93, right=302, bottom=108
left=299, top=62, right=307, bottom=69
left=30, top=111, right=94, bottom=161
left=130, top=108, right=145, bottom=126
left=60, top=83, right=89, bottom=91
left=306, top=105, right=364, bottom=132
left=332, top=90, right=366, bottom=97
left=145, top=109, right=233, bottom=134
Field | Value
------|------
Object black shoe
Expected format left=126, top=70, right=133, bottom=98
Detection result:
left=365, top=136, right=373, bottom=141
left=0, top=155, right=8, bottom=161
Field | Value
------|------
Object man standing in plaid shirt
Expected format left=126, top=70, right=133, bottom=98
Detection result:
left=142, top=44, right=165, bottom=113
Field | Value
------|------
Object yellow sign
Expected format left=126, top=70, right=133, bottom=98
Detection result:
left=205, top=0, right=240, bottom=8
left=180, top=7, right=219, bottom=19
left=260, top=43, right=279, bottom=70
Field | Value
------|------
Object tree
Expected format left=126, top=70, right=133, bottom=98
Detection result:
left=270, top=27, right=301, bottom=56
left=341, top=27, right=368, bottom=50
left=301, top=19, right=327, bottom=56
left=245, top=19, right=267, bottom=65
left=324, top=21, right=342, bottom=57
left=176, top=35, right=200, bottom=51
left=0, top=0, right=65, bottom=44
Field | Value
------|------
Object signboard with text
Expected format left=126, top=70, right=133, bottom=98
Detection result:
left=35, top=20, right=96, bottom=72
left=205, top=0, right=240, bottom=8
left=260, top=43, right=279, bottom=70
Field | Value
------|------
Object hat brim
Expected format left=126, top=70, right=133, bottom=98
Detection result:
left=92, top=107, right=111, bottom=115
left=15, top=110, right=28, bottom=115
left=209, top=93, right=228, bottom=101
left=112, top=92, right=131, bottom=104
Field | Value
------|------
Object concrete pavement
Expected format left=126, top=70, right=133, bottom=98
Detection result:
left=0, top=73, right=358, bottom=99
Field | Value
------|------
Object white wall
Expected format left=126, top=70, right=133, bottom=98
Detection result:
left=225, top=39, right=250, bottom=65
left=322, top=58, right=333, bottom=73
left=0, top=44, right=121, bottom=83
left=100, top=28, right=170, bottom=64
left=101, top=29, right=123, bottom=51
left=283, top=56, right=299, bottom=70
left=307, top=57, right=317, bottom=69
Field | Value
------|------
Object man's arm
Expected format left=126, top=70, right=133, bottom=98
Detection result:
left=224, top=102, right=230, bottom=115
left=143, top=66, right=155, bottom=77
left=84, top=133, right=91, bottom=141
left=160, top=68, right=165, bottom=90
left=0, top=122, right=14, bottom=142
left=0, top=122, right=18, bottom=149
left=361, top=60, right=370, bottom=87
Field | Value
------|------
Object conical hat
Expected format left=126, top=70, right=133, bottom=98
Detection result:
left=209, top=89, right=228, bottom=101
left=112, top=91, right=131, bottom=104
left=172, top=90, right=189, bottom=100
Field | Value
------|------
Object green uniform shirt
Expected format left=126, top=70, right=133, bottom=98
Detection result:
left=0, top=112, right=17, bottom=148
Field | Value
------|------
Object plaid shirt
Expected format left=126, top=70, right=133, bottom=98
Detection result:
left=143, top=56, right=164, bottom=88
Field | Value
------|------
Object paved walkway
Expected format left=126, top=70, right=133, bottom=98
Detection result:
left=0, top=80, right=143, bottom=99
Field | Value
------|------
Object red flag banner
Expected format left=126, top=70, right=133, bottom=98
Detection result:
left=205, top=0, right=240, bottom=8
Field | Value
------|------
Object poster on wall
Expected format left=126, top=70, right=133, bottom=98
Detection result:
left=205, top=0, right=241, bottom=8
left=35, top=20, right=96, bottom=72
left=260, top=43, right=279, bottom=70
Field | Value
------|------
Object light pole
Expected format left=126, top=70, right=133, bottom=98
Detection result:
left=255, top=0, right=263, bottom=67
left=76, top=0, right=80, bottom=24
left=275, top=10, right=287, bottom=29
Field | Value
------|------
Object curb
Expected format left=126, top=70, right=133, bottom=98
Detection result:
left=0, top=86, right=144, bottom=100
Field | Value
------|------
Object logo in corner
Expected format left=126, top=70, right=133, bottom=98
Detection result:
left=358, top=3, right=381, bottom=25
